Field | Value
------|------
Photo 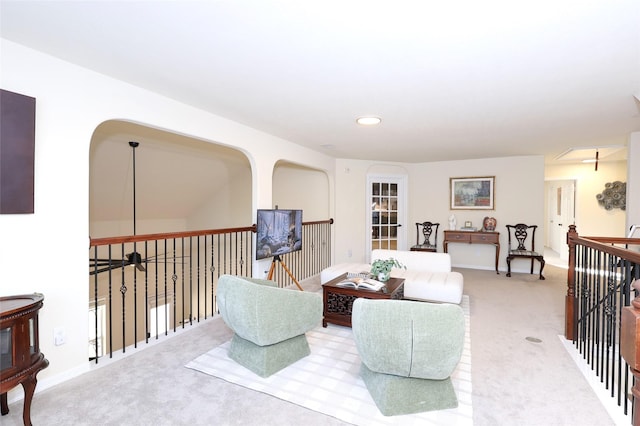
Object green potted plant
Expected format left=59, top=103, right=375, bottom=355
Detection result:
left=370, top=258, right=404, bottom=282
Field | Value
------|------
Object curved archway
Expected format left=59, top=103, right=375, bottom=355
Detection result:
left=272, top=160, right=330, bottom=221
left=89, top=120, right=252, bottom=238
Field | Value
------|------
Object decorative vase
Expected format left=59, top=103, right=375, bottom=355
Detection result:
left=448, top=214, right=457, bottom=230
left=483, top=217, right=497, bottom=231
left=378, top=271, right=390, bottom=282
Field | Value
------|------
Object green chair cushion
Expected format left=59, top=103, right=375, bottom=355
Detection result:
left=352, top=299, right=464, bottom=380
left=217, top=274, right=322, bottom=347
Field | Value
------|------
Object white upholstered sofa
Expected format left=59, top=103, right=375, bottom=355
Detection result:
left=320, top=249, right=463, bottom=304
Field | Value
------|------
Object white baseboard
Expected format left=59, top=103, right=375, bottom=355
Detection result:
left=5, top=316, right=223, bottom=405
left=451, top=263, right=500, bottom=272
left=5, top=363, right=89, bottom=405
left=559, top=335, right=633, bottom=426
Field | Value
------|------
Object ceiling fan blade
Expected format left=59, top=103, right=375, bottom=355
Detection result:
left=144, top=254, right=190, bottom=262
left=89, top=258, right=127, bottom=267
left=127, top=251, right=146, bottom=272
left=90, top=261, right=120, bottom=267
left=89, top=263, right=126, bottom=275
left=91, top=251, right=191, bottom=275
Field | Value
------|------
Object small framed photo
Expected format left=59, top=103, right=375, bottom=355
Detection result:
left=450, top=176, right=495, bottom=210
left=465, top=221, right=472, bottom=228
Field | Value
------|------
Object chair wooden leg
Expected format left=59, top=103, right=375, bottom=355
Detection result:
left=506, top=256, right=512, bottom=277
left=1, top=392, right=8, bottom=416
left=538, top=257, right=546, bottom=280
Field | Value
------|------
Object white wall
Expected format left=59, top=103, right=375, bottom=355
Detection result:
left=545, top=160, right=627, bottom=237
left=333, top=161, right=411, bottom=264
left=2, top=36, right=637, bottom=399
left=408, top=156, right=544, bottom=271
left=91, top=218, right=187, bottom=238
left=333, top=156, right=545, bottom=272
left=627, top=132, right=640, bottom=234
left=272, top=162, right=330, bottom=221
left=0, top=39, right=335, bottom=391
left=188, top=166, right=253, bottom=230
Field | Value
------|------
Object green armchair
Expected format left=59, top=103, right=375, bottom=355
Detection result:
left=217, top=274, right=322, bottom=377
left=352, top=298, right=465, bottom=416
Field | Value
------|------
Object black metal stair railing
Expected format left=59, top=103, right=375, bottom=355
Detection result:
left=566, top=225, right=640, bottom=417
left=88, top=219, right=333, bottom=363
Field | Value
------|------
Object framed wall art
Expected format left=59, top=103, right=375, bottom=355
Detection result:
left=0, top=89, right=35, bottom=214
left=450, top=176, right=495, bottom=210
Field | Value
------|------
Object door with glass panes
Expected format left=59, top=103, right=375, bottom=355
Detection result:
left=367, top=175, right=406, bottom=256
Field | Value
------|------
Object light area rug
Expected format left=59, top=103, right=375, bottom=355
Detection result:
left=185, top=295, right=472, bottom=426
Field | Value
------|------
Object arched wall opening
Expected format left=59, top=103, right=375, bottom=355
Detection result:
left=272, top=160, right=330, bottom=221
left=88, top=120, right=255, bottom=360
left=89, top=120, right=252, bottom=238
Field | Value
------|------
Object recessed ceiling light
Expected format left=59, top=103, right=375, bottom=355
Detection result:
left=356, top=116, right=381, bottom=126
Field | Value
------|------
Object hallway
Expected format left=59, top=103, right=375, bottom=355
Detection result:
left=544, top=246, right=568, bottom=269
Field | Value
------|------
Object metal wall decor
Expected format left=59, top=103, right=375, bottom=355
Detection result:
left=595, top=181, right=626, bottom=210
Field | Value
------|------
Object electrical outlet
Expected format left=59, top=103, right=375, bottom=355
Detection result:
left=347, top=249, right=352, bottom=258
left=54, top=327, right=66, bottom=346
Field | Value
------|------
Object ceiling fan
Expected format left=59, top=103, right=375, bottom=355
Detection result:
left=89, top=141, right=183, bottom=275
left=89, top=251, right=146, bottom=276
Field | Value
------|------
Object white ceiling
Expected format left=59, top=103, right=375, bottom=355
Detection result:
left=2, top=0, right=640, bottom=165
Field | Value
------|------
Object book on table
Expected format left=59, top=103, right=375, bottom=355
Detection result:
left=337, top=276, right=385, bottom=291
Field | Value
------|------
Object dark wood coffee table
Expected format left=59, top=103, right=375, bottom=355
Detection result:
left=322, top=273, right=405, bottom=327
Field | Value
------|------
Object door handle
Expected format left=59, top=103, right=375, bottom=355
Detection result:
left=558, top=224, right=563, bottom=226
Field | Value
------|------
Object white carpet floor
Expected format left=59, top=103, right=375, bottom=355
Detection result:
left=560, top=336, right=633, bottom=426
left=185, top=296, right=472, bottom=426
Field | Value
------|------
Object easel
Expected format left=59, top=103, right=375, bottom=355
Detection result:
left=267, top=255, right=303, bottom=291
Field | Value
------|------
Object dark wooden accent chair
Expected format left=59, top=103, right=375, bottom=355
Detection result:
left=411, top=222, right=440, bottom=252
left=506, top=223, right=545, bottom=280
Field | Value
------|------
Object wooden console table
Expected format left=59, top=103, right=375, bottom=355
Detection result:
left=1, top=294, right=48, bottom=426
left=443, top=230, right=500, bottom=274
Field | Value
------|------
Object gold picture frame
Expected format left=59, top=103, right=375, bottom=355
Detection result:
left=450, top=176, right=495, bottom=210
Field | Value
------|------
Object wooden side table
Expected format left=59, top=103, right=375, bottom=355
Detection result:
left=322, top=274, right=405, bottom=327
left=444, top=230, right=500, bottom=274
left=1, top=294, right=49, bottom=426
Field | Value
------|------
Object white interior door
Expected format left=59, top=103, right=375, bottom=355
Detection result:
left=558, top=180, right=576, bottom=260
left=550, top=182, right=562, bottom=253
left=366, top=174, right=407, bottom=260
left=547, top=180, right=575, bottom=260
